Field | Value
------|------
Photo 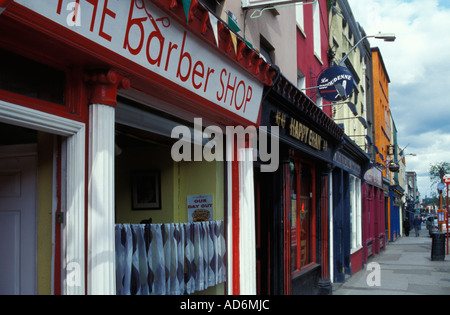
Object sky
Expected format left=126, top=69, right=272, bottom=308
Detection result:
left=347, top=0, right=450, bottom=199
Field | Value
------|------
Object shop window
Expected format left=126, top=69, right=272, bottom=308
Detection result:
left=295, top=3, right=305, bottom=35
left=0, top=49, right=65, bottom=106
left=259, top=36, right=274, bottom=64
left=350, top=175, right=362, bottom=251
left=289, top=159, right=315, bottom=273
left=297, top=70, right=306, bottom=91
left=312, top=0, right=321, bottom=60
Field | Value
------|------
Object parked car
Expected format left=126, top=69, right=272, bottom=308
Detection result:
left=429, top=219, right=439, bottom=236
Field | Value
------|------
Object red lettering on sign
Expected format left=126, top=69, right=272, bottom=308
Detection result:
left=217, top=68, right=227, bottom=101
left=244, top=86, right=252, bottom=113
left=192, top=60, right=205, bottom=90
left=204, top=67, right=215, bottom=93
left=85, top=0, right=99, bottom=33
left=165, top=41, right=178, bottom=71
left=177, top=31, right=192, bottom=82
left=123, top=0, right=147, bottom=55
left=56, top=0, right=63, bottom=14
left=99, top=0, right=116, bottom=42
left=146, top=25, right=165, bottom=67
left=217, top=68, right=253, bottom=113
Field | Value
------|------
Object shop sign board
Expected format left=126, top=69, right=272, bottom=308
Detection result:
left=272, top=110, right=328, bottom=152
left=364, top=166, right=383, bottom=188
left=438, top=209, right=446, bottom=224
left=317, top=66, right=354, bottom=102
left=17, top=0, right=264, bottom=124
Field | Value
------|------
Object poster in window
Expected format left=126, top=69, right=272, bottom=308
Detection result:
left=187, top=194, right=213, bottom=222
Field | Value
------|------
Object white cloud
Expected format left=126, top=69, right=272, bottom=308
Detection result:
left=347, top=0, right=450, bottom=198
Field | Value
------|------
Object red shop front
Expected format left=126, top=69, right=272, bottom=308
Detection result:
left=362, top=166, right=385, bottom=262
left=0, top=0, right=275, bottom=295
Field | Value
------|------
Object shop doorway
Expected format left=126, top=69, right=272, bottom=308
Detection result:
left=0, top=101, right=86, bottom=295
left=254, top=168, right=273, bottom=295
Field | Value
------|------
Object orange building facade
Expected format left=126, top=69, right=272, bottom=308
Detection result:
left=372, top=47, right=392, bottom=244
left=372, top=47, right=391, bottom=176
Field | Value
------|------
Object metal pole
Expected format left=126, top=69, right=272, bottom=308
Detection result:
left=440, top=190, right=443, bottom=232
left=447, top=183, right=449, bottom=255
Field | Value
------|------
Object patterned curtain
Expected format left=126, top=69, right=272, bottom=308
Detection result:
left=115, top=220, right=226, bottom=295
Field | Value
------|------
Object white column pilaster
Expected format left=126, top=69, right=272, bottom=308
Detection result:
left=87, top=103, right=116, bottom=295
left=86, top=70, right=129, bottom=295
left=238, top=147, right=256, bottom=295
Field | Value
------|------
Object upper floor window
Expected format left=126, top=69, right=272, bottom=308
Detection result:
left=313, top=0, right=321, bottom=59
left=296, top=3, right=305, bottom=34
left=260, top=36, right=275, bottom=64
left=297, top=70, right=306, bottom=91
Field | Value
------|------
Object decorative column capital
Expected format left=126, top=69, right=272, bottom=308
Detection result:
left=85, top=70, right=130, bottom=107
left=0, top=0, right=14, bottom=15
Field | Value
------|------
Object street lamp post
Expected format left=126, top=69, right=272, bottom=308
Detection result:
left=443, top=174, right=450, bottom=255
left=339, top=33, right=396, bottom=66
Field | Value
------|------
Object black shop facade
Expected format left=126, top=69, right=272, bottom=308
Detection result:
left=254, top=74, right=344, bottom=295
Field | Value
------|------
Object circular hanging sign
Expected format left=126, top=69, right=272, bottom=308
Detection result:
left=443, top=174, right=450, bottom=184
left=317, top=66, right=354, bottom=102
left=388, top=161, right=400, bottom=172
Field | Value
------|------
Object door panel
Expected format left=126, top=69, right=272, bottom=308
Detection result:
left=0, top=148, right=37, bottom=294
left=0, top=211, right=20, bottom=294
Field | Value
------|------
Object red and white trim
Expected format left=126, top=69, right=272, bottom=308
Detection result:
left=226, top=136, right=257, bottom=295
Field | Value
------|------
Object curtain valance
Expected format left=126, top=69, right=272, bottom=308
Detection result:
left=115, top=220, right=226, bottom=295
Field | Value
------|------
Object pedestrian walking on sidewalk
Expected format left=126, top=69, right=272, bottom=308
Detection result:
left=413, top=215, right=421, bottom=237
left=403, top=217, right=410, bottom=236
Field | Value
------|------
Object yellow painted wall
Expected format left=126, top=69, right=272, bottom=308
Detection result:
left=37, top=132, right=53, bottom=295
left=115, top=144, right=224, bottom=223
left=330, top=3, right=368, bottom=149
left=115, top=144, right=175, bottom=224
left=115, top=143, right=225, bottom=295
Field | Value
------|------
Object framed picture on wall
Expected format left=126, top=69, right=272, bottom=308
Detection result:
left=131, top=170, right=161, bottom=210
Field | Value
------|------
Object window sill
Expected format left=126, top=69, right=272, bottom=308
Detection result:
left=314, top=51, right=323, bottom=65
left=350, top=245, right=363, bottom=255
left=291, top=263, right=321, bottom=280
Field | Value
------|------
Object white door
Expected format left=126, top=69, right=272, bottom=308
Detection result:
left=0, top=144, right=37, bottom=295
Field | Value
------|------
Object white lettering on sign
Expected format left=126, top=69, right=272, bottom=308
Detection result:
left=17, top=0, right=263, bottom=124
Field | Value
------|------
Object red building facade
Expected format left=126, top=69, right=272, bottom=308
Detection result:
left=296, top=0, right=332, bottom=117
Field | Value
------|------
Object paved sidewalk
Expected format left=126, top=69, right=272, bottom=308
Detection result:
left=333, top=228, right=450, bottom=295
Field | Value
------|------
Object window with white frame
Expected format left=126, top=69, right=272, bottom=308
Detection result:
left=313, top=0, right=321, bottom=59
left=350, top=175, right=362, bottom=251
left=297, top=70, right=306, bottom=91
left=295, top=3, right=304, bottom=34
